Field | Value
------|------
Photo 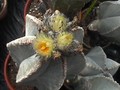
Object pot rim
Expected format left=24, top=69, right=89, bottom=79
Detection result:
left=4, top=53, right=14, bottom=90
left=24, top=0, right=32, bottom=22
left=0, top=0, right=7, bottom=20
left=4, top=0, right=32, bottom=89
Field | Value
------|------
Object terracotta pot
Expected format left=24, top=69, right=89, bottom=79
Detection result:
left=4, top=54, right=14, bottom=90
left=0, top=0, right=7, bottom=20
left=24, top=0, right=32, bottom=22
left=3, top=0, right=32, bottom=89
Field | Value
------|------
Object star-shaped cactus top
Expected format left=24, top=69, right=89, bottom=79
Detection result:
left=7, top=9, right=120, bottom=90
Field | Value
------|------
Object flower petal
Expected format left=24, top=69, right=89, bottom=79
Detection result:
left=7, top=36, right=36, bottom=65
left=33, top=33, right=54, bottom=57
left=57, top=32, right=73, bottom=50
left=49, top=10, right=68, bottom=32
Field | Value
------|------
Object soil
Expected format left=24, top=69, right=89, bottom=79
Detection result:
left=28, top=0, right=44, bottom=20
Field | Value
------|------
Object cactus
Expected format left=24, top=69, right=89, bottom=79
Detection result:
left=88, top=0, right=120, bottom=44
left=6, top=0, right=120, bottom=90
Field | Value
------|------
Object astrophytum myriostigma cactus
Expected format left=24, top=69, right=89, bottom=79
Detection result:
left=66, top=46, right=120, bottom=90
left=80, top=46, right=120, bottom=76
left=7, top=10, right=87, bottom=90
left=88, top=0, right=120, bottom=44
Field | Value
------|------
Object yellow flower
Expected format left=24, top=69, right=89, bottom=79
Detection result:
left=57, top=32, right=73, bottom=50
left=33, top=33, right=54, bottom=57
left=50, top=10, right=68, bottom=32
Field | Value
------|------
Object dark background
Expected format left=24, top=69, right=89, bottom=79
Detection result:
left=0, top=0, right=25, bottom=89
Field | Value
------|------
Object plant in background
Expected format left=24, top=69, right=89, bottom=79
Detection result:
left=42, top=0, right=91, bottom=16
left=88, top=0, right=120, bottom=44
left=6, top=0, right=120, bottom=90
